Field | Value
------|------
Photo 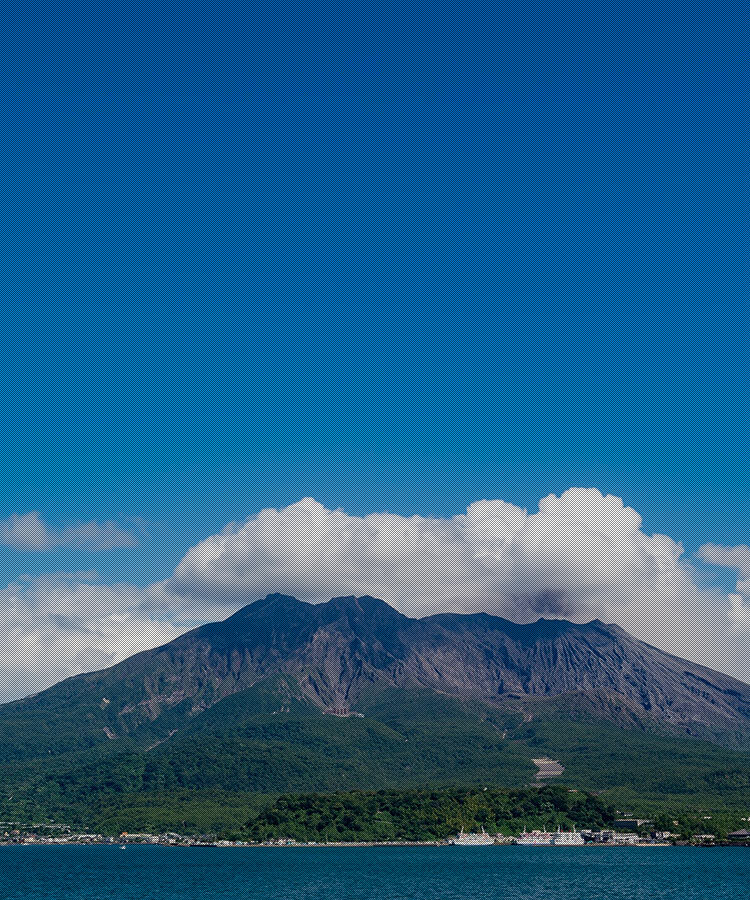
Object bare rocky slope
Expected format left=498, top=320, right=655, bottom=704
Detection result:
left=3, top=593, right=748, bottom=757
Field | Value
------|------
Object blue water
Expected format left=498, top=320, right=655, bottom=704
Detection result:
left=0, top=845, right=747, bottom=900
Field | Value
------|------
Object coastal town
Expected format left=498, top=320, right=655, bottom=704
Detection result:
left=1, top=822, right=748, bottom=848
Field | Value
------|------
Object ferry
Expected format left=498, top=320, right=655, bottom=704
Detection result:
left=550, top=827, right=585, bottom=846
left=451, top=827, right=495, bottom=846
left=514, top=829, right=554, bottom=846
left=515, top=827, right=585, bottom=846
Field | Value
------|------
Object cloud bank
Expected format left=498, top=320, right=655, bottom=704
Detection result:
left=698, top=544, right=750, bottom=627
left=160, top=491, right=749, bottom=681
left=0, top=573, right=180, bottom=701
left=0, top=512, right=137, bottom=551
left=0, top=490, right=748, bottom=701
left=166, top=492, right=684, bottom=619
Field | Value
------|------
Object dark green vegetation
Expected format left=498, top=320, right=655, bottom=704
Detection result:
left=241, top=785, right=614, bottom=842
left=0, top=595, right=748, bottom=833
left=1, top=684, right=748, bottom=834
left=515, top=714, right=750, bottom=815
left=239, top=785, right=750, bottom=843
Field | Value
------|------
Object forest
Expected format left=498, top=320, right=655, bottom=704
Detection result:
left=239, top=785, right=615, bottom=842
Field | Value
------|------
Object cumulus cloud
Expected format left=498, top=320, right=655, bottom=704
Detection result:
left=698, top=544, right=750, bottom=626
left=160, top=491, right=750, bottom=682
left=1, top=491, right=748, bottom=701
left=0, top=573, right=184, bottom=702
left=0, top=512, right=138, bottom=551
left=164, top=491, right=691, bottom=620
left=698, top=544, right=750, bottom=578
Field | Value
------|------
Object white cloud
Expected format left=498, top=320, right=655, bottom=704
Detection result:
left=1, top=492, right=748, bottom=701
left=159, top=491, right=749, bottom=683
left=0, top=512, right=138, bottom=551
left=164, top=491, right=692, bottom=621
left=0, top=573, right=184, bottom=702
left=728, top=594, right=750, bottom=627
left=698, top=543, right=750, bottom=628
left=698, top=543, right=750, bottom=578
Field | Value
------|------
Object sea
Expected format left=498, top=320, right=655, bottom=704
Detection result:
left=0, top=845, right=747, bottom=900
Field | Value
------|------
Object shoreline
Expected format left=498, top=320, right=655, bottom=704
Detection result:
left=1, top=839, right=746, bottom=849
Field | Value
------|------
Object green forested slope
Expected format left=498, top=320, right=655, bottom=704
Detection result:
left=1, top=677, right=748, bottom=834
left=0, top=596, right=748, bottom=834
left=241, top=785, right=615, bottom=842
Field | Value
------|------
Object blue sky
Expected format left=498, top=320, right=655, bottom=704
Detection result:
left=0, top=0, right=747, bottom=696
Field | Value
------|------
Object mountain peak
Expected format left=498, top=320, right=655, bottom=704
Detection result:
left=221, top=593, right=303, bottom=628
left=326, top=595, right=402, bottom=615
left=238, top=593, right=302, bottom=614
left=260, top=593, right=301, bottom=606
left=2, top=596, right=749, bottom=830
left=17, top=592, right=747, bottom=757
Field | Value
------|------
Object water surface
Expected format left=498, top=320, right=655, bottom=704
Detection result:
left=0, top=845, right=746, bottom=900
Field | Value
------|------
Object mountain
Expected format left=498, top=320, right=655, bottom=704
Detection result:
left=6, top=593, right=744, bottom=744
left=0, top=594, right=749, bottom=832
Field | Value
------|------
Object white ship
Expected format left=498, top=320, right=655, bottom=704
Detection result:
left=551, top=827, right=585, bottom=845
left=451, top=827, right=495, bottom=846
left=515, top=827, right=585, bottom=846
left=514, top=829, right=554, bottom=846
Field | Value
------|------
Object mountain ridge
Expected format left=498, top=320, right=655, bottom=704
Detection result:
left=1, top=593, right=749, bottom=831
left=3, top=593, right=748, bottom=751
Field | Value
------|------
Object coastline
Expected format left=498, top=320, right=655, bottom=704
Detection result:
left=2, top=838, right=746, bottom=848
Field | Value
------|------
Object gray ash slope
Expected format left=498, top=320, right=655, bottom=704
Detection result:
left=3, top=593, right=748, bottom=759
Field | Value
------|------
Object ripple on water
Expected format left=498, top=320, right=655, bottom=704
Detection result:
left=0, top=845, right=747, bottom=900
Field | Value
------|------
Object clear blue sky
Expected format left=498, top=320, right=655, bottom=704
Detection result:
left=0, top=0, right=747, bottom=591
